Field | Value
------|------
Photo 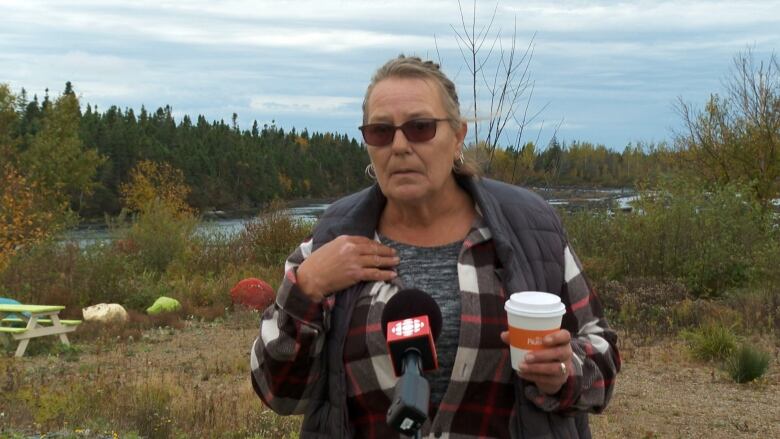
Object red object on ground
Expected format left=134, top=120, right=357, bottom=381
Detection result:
left=230, top=278, right=275, bottom=311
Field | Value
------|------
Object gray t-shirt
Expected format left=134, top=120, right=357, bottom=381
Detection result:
left=379, top=234, right=462, bottom=408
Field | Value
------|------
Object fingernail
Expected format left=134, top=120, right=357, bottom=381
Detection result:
left=544, top=336, right=553, bottom=343
left=525, top=354, right=534, bottom=362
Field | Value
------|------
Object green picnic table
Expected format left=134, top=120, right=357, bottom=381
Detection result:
left=0, top=304, right=82, bottom=357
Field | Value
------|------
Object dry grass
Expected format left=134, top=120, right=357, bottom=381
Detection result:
left=0, top=308, right=301, bottom=438
left=0, top=205, right=311, bottom=437
left=591, top=336, right=780, bottom=438
left=1, top=308, right=778, bottom=438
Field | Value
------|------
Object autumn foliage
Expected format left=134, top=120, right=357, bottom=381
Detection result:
left=120, top=160, right=193, bottom=216
left=0, top=165, right=56, bottom=270
left=0, top=83, right=103, bottom=270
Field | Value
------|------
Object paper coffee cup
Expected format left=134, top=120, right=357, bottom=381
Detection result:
left=504, top=291, right=566, bottom=371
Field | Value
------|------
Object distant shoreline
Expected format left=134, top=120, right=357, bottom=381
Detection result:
left=75, top=196, right=338, bottom=228
left=73, top=187, right=641, bottom=228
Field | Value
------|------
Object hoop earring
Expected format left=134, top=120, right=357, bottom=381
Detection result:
left=365, top=163, right=377, bottom=180
left=453, top=150, right=465, bottom=172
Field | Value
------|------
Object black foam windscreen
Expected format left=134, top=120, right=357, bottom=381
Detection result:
left=381, top=288, right=443, bottom=342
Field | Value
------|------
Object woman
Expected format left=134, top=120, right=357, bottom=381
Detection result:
left=251, top=55, right=620, bottom=438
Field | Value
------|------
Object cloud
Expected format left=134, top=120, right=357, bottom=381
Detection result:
left=0, top=50, right=156, bottom=99
left=0, top=0, right=443, bottom=52
left=79, top=0, right=459, bottom=24
left=504, top=1, right=780, bottom=33
left=249, top=94, right=361, bottom=114
left=4, top=1, right=778, bottom=54
left=165, top=28, right=429, bottom=52
left=2, top=0, right=778, bottom=149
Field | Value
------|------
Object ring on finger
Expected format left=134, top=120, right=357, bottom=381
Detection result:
left=559, top=362, right=568, bottom=376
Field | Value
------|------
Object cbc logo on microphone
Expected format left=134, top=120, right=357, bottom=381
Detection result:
left=390, top=318, right=425, bottom=337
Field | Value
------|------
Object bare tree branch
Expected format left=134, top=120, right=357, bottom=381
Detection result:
left=674, top=49, right=780, bottom=206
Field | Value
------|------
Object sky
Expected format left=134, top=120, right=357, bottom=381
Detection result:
left=1, top=0, right=779, bottom=150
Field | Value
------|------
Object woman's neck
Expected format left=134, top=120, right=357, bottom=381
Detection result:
left=378, top=179, right=475, bottom=246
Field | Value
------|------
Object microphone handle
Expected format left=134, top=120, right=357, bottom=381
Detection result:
left=407, top=350, right=425, bottom=439
left=402, top=349, right=423, bottom=376
left=386, top=351, right=430, bottom=436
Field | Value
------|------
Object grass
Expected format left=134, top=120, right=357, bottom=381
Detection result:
left=0, top=309, right=303, bottom=438
left=2, top=305, right=775, bottom=438
left=726, top=343, right=772, bottom=383
left=680, top=324, right=739, bottom=362
left=0, top=202, right=311, bottom=437
left=678, top=324, right=772, bottom=384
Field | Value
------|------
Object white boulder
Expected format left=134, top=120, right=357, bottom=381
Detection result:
left=82, top=303, right=129, bottom=324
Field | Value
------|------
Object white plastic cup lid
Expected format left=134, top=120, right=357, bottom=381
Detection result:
left=505, top=291, right=566, bottom=318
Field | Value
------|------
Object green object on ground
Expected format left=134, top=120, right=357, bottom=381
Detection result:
left=146, top=296, right=181, bottom=315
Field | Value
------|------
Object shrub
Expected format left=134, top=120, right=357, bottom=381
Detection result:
left=0, top=201, right=301, bottom=316
left=722, top=288, right=780, bottom=336
left=726, top=343, right=771, bottom=383
left=0, top=239, right=72, bottom=304
left=164, top=271, right=234, bottom=309
left=123, top=199, right=197, bottom=275
left=76, top=242, right=136, bottom=305
left=597, top=278, right=691, bottom=345
left=234, top=201, right=312, bottom=267
left=0, top=240, right=105, bottom=313
left=561, top=209, right=622, bottom=281
left=562, top=177, right=780, bottom=297
left=120, top=270, right=172, bottom=311
left=670, top=298, right=745, bottom=330
left=0, top=164, right=63, bottom=271
left=185, top=228, right=238, bottom=276
left=681, top=324, right=739, bottom=362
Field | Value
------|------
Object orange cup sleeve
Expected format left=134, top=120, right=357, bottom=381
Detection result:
left=508, top=326, right=559, bottom=350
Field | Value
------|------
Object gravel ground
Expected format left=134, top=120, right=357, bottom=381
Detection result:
left=590, top=339, right=780, bottom=438
left=3, top=318, right=778, bottom=438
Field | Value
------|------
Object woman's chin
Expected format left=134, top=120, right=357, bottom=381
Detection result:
left=382, top=183, right=431, bottom=204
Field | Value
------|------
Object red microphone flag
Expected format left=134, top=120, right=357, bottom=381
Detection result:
left=385, top=315, right=438, bottom=376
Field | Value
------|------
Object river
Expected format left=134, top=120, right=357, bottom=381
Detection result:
left=62, top=190, right=639, bottom=247
left=63, top=203, right=332, bottom=247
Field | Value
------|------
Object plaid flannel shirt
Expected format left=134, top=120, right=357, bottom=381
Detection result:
left=251, top=215, right=619, bottom=439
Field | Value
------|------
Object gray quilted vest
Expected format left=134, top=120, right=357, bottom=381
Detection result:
left=299, top=175, right=590, bottom=439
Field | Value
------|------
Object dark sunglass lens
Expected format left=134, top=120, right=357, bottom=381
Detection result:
left=402, top=119, right=437, bottom=142
left=362, top=124, right=394, bottom=146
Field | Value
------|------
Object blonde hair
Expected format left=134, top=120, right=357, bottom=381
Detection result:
left=362, top=55, right=479, bottom=176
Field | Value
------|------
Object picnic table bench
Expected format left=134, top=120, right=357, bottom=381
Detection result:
left=0, top=304, right=81, bottom=357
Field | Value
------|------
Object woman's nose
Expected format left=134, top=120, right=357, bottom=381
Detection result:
left=389, top=126, right=412, bottom=154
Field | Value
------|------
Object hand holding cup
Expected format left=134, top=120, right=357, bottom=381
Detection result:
left=501, top=291, right=571, bottom=395
left=501, top=328, right=573, bottom=395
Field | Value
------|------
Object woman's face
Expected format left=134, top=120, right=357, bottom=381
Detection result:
left=364, top=77, right=466, bottom=205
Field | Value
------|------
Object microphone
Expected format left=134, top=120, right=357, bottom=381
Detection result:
left=381, top=288, right=443, bottom=437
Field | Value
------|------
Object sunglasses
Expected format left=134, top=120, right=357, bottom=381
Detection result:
left=359, top=118, right=451, bottom=147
